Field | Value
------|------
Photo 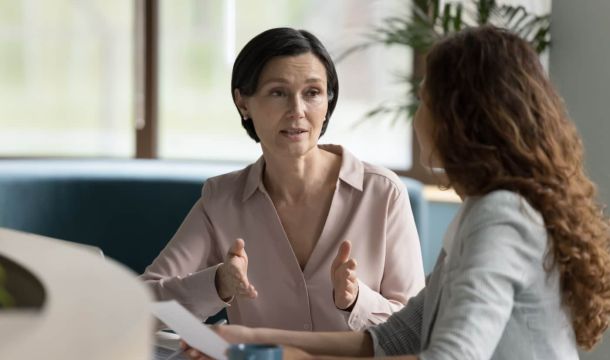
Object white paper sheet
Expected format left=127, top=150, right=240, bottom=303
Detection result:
left=151, top=301, right=229, bottom=360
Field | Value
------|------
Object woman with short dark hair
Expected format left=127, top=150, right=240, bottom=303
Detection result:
left=140, top=27, right=425, bottom=332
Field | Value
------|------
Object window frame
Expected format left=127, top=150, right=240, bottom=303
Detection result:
left=134, top=0, right=159, bottom=159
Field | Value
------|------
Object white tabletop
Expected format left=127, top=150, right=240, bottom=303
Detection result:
left=0, top=228, right=153, bottom=360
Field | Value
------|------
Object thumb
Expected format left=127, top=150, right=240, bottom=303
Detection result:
left=229, top=238, right=246, bottom=257
left=331, top=241, right=351, bottom=272
left=337, top=240, right=351, bottom=263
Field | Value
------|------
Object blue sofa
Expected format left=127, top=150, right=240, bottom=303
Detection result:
left=0, top=159, right=427, bottom=274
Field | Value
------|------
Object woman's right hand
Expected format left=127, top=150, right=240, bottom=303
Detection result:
left=215, top=238, right=258, bottom=301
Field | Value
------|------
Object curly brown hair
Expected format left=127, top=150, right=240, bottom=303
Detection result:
left=423, top=25, right=610, bottom=350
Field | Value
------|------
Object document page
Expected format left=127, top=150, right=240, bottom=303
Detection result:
left=151, top=301, right=229, bottom=360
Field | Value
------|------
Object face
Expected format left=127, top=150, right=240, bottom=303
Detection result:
left=413, top=85, right=442, bottom=168
left=234, top=52, right=329, bottom=157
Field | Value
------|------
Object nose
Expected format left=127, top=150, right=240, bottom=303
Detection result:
left=286, top=94, right=305, bottom=119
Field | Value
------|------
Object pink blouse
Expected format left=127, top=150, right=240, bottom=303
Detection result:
left=140, top=145, right=424, bottom=331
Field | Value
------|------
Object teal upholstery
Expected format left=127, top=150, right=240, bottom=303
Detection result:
left=0, top=160, right=428, bottom=273
left=399, top=177, right=428, bottom=252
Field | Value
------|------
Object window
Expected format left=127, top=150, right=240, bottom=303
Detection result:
left=0, top=0, right=134, bottom=157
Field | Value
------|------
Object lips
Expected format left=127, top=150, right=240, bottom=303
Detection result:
left=280, top=128, right=308, bottom=135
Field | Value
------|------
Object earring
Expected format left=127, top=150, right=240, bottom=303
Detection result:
left=242, top=115, right=249, bottom=120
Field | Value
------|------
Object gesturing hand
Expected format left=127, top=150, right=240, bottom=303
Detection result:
left=330, top=240, right=359, bottom=311
left=215, top=238, right=258, bottom=301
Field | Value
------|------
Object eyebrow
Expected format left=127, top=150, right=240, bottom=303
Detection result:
left=259, top=77, right=325, bottom=86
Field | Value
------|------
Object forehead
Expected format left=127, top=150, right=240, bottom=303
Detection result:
left=258, top=52, right=327, bottom=83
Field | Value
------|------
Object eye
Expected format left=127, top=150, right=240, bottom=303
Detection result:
left=305, top=88, right=322, bottom=98
left=269, top=88, right=286, bottom=97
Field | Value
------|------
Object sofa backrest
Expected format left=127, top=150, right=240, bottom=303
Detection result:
left=0, top=160, right=427, bottom=274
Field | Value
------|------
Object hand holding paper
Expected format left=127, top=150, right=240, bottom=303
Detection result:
left=151, top=300, right=229, bottom=360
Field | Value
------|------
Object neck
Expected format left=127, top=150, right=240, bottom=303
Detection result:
left=262, top=146, right=340, bottom=203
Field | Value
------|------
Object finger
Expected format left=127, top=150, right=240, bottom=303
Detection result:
left=346, top=280, right=358, bottom=294
left=331, top=264, right=350, bottom=289
left=346, top=258, right=357, bottom=270
left=334, top=262, right=356, bottom=281
left=331, top=241, right=352, bottom=274
left=338, top=264, right=353, bottom=280
left=343, top=274, right=357, bottom=287
left=342, top=281, right=358, bottom=297
left=228, top=238, right=246, bottom=257
left=230, top=269, right=248, bottom=282
left=239, top=290, right=258, bottom=299
left=227, top=262, right=249, bottom=281
left=347, top=271, right=357, bottom=283
left=337, top=274, right=357, bottom=291
left=346, top=266, right=357, bottom=278
left=232, top=270, right=251, bottom=289
left=188, top=349, right=203, bottom=359
left=338, top=241, right=352, bottom=263
left=237, top=284, right=258, bottom=298
left=335, top=281, right=358, bottom=294
left=335, top=273, right=353, bottom=290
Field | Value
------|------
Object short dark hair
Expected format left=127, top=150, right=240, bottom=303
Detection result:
left=231, top=27, right=339, bottom=142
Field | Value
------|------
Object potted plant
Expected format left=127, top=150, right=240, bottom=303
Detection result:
left=341, top=0, right=550, bottom=183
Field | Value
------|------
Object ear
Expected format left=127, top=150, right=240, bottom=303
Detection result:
left=234, top=89, right=249, bottom=118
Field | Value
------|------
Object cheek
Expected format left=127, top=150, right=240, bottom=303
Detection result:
left=310, top=103, right=328, bottom=123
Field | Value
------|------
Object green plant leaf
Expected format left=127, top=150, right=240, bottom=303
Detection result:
left=342, top=0, right=550, bottom=125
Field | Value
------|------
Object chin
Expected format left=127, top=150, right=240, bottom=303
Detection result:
left=283, top=141, right=317, bottom=156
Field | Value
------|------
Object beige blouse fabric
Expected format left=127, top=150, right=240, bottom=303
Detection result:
left=140, top=145, right=424, bottom=331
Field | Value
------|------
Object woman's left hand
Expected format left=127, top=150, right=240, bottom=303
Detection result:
left=331, top=241, right=359, bottom=310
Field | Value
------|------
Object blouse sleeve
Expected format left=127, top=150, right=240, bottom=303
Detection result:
left=139, top=184, right=229, bottom=321
left=346, top=184, right=426, bottom=330
left=367, top=286, right=426, bottom=355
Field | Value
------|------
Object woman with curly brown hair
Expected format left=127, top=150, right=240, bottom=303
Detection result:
left=183, top=25, right=610, bottom=360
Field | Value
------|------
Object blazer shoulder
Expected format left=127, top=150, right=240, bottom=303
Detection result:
left=456, top=190, right=547, bottom=262
left=462, top=190, right=544, bottom=232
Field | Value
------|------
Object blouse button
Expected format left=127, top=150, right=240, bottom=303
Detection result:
left=303, top=323, right=311, bottom=330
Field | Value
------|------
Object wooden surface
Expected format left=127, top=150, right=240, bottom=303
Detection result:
left=0, top=228, right=153, bottom=360
left=423, top=185, right=462, bottom=203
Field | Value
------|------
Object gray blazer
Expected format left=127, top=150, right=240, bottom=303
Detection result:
left=369, top=190, right=578, bottom=359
